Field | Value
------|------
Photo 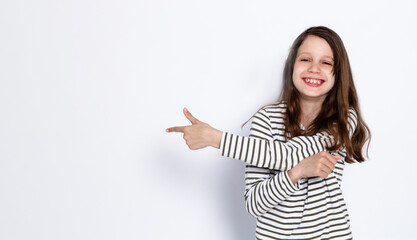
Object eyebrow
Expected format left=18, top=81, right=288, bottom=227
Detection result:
left=298, top=52, right=334, bottom=60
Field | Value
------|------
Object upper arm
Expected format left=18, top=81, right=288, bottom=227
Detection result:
left=249, top=108, right=273, bottom=140
left=348, top=108, right=358, bottom=138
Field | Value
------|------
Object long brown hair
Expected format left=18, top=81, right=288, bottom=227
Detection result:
left=247, top=26, right=370, bottom=163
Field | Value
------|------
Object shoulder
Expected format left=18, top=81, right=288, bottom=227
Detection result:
left=261, top=101, right=287, bottom=121
left=251, top=101, right=287, bottom=130
left=255, top=101, right=287, bottom=118
left=262, top=101, right=287, bottom=113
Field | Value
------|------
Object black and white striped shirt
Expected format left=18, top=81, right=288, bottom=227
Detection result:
left=220, top=102, right=358, bottom=240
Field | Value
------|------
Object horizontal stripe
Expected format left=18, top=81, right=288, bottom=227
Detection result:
left=228, top=102, right=357, bottom=239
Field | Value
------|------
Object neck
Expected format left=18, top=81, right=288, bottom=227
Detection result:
left=299, top=98, right=324, bottom=127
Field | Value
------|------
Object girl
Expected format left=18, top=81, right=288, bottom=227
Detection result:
left=166, top=26, right=370, bottom=240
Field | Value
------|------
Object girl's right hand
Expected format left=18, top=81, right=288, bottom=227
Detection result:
left=166, top=108, right=223, bottom=150
left=288, top=152, right=341, bottom=185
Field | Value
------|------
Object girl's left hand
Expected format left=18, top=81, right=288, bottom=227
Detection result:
left=166, top=108, right=223, bottom=150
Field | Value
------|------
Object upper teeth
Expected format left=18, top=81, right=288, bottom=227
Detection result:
left=306, top=79, right=320, bottom=84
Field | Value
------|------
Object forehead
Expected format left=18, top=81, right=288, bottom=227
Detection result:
left=297, top=35, right=333, bottom=59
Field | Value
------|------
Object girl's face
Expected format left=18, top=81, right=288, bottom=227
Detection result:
left=292, top=35, right=335, bottom=103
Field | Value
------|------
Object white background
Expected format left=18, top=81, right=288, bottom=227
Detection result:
left=1, top=0, right=417, bottom=239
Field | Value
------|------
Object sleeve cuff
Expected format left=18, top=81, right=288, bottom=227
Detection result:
left=284, top=170, right=300, bottom=192
left=219, top=131, right=228, bottom=156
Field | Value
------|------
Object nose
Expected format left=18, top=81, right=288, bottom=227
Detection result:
left=308, top=61, right=321, bottom=74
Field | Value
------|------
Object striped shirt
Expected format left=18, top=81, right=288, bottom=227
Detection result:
left=220, top=102, right=358, bottom=240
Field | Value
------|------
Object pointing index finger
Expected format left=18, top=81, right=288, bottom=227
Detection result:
left=166, top=126, right=186, bottom=133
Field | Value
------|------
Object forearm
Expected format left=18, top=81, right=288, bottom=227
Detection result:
left=244, top=166, right=299, bottom=218
left=220, top=132, right=327, bottom=171
left=287, top=166, right=302, bottom=185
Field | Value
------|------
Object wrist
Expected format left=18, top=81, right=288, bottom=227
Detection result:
left=288, top=166, right=302, bottom=185
left=209, top=128, right=223, bottom=149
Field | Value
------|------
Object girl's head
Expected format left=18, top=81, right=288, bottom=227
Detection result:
left=291, top=35, right=336, bottom=103
left=280, top=26, right=370, bottom=163
left=282, top=26, right=353, bottom=106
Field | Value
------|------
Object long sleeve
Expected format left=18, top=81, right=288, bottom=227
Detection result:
left=243, top=114, right=300, bottom=218
left=220, top=107, right=358, bottom=171
left=348, top=107, right=358, bottom=138
left=220, top=108, right=327, bottom=171
left=244, top=165, right=299, bottom=218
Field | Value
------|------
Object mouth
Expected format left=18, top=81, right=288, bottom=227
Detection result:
left=302, top=77, right=325, bottom=87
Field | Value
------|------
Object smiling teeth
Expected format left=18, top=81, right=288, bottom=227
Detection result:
left=306, top=79, right=321, bottom=84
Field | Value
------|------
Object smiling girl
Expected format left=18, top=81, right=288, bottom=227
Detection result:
left=167, top=26, right=370, bottom=240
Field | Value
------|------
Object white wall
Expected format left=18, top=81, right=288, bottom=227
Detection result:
left=1, top=0, right=416, bottom=239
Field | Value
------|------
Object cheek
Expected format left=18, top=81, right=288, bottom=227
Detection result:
left=292, top=64, right=302, bottom=79
left=293, top=63, right=301, bottom=72
left=328, top=77, right=336, bottom=88
left=325, top=67, right=334, bottom=77
left=324, top=68, right=335, bottom=82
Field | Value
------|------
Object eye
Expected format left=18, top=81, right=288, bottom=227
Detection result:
left=300, top=58, right=309, bottom=62
left=323, top=61, right=333, bottom=66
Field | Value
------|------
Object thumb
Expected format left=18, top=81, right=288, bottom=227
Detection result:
left=332, top=154, right=341, bottom=162
left=183, top=107, right=199, bottom=124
